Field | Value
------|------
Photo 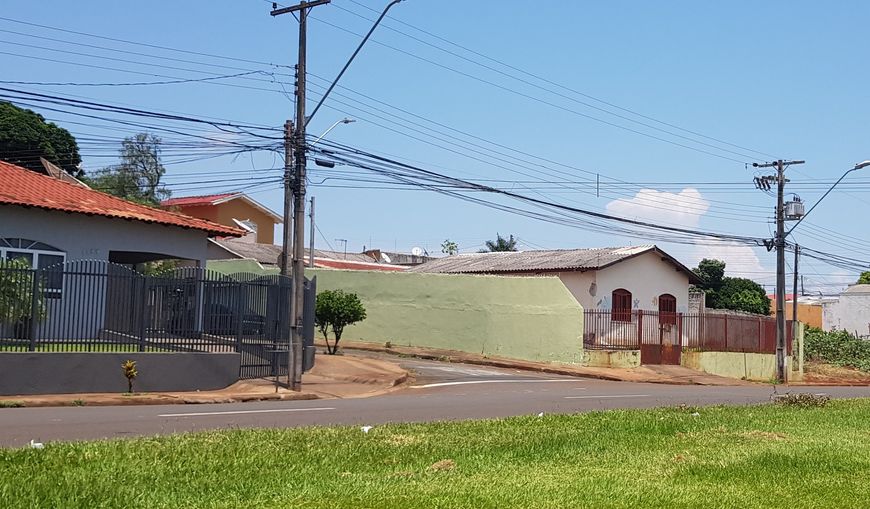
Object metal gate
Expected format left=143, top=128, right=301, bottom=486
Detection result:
left=639, top=311, right=682, bottom=365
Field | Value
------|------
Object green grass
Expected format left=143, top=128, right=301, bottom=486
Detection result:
left=2, top=400, right=870, bottom=508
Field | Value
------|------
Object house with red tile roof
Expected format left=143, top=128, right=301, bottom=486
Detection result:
left=0, top=160, right=243, bottom=268
left=162, top=193, right=282, bottom=245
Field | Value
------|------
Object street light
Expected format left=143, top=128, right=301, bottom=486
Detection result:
left=786, top=160, right=869, bottom=236
left=310, top=117, right=356, bottom=147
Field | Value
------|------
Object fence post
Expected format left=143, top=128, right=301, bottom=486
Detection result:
left=677, top=313, right=683, bottom=348
left=723, top=314, right=728, bottom=351
left=28, top=268, right=40, bottom=352
left=235, top=282, right=246, bottom=353
left=636, top=310, right=643, bottom=349
left=138, top=276, right=148, bottom=352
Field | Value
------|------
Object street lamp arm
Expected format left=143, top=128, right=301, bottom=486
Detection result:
left=304, top=0, right=404, bottom=127
left=785, top=164, right=863, bottom=237
left=309, top=118, right=355, bottom=146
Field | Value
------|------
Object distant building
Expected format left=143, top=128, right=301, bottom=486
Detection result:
left=411, top=245, right=701, bottom=313
left=767, top=293, right=826, bottom=329
left=208, top=238, right=407, bottom=272
left=822, top=285, right=870, bottom=337
left=363, top=249, right=434, bottom=267
left=162, top=193, right=282, bottom=245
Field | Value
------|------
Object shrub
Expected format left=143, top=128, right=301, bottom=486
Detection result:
left=804, top=327, right=870, bottom=372
left=315, top=290, right=366, bottom=355
left=122, top=360, right=138, bottom=393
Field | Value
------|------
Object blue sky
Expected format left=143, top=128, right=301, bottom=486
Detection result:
left=2, top=1, right=868, bottom=293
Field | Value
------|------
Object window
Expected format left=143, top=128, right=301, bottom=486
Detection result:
left=611, top=289, right=632, bottom=322
left=659, top=294, right=677, bottom=325
left=0, top=238, right=66, bottom=298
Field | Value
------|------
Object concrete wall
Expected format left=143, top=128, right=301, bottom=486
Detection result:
left=209, top=261, right=585, bottom=364
left=822, top=295, right=870, bottom=338
left=682, top=350, right=785, bottom=381
left=582, top=349, right=640, bottom=368
left=0, top=352, right=240, bottom=395
left=314, top=270, right=584, bottom=363
left=1, top=205, right=210, bottom=264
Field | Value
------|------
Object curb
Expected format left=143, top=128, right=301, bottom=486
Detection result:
left=329, top=341, right=721, bottom=386
left=0, top=391, right=320, bottom=408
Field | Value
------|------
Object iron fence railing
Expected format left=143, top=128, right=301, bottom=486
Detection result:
left=584, top=309, right=792, bottom=354
left=0, top=260, right=314, bottom=379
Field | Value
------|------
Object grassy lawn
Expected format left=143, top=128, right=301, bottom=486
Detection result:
left=2, top=400, right=869, bottom=508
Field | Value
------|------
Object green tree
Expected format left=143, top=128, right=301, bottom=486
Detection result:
left=0, top=102, right=82, bottom=177
left=87, top=133, right=169, bottom=206
left=480, top=233, right=518, bottom=252
left=315, top=290, right=367, bottom=355
left=692, top=258, right=770, bottom=315
left=858, top=271, right=870, bottom=285
left=441, top=239, right=459, bottom=255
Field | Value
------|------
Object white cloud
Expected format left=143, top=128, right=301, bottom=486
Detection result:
left=605, top=188, right=709, bottom=228
left=605, top=188, right=767, bottom=280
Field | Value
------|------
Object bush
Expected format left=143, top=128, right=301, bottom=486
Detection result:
left=804, top=327, right=870, bottom=372
left=315, top=290, right=366, bottom=355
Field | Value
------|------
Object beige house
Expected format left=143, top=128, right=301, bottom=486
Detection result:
left=411, top=245, right=701, bottom=314
left=162, top=193, right=282, bottom=245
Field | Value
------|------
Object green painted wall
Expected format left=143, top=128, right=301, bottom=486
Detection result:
left=208, top=261, right=584, bottom=364
left=682, top=351, right=788, bottom=381
left=582, top=349, right=640, bottom=368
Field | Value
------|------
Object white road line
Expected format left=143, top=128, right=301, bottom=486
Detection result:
left=564, top=394, right=649, bottom=400
left=158, top=407, right=336, bottom=418
left=412, top=379, right=585, bottom=389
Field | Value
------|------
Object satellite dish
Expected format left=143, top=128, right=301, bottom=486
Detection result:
left=380, top=253, right=392, bottom=264
left=411, top=246, right=423, bottom=257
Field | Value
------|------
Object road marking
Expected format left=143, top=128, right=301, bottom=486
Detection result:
left=412, top=379, right=584, bottom=389
left=158, top=407, right=336, bottom=418
left=564, top=394, right=649, bottom=400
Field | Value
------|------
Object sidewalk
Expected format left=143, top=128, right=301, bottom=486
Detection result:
left=331, top=340, right=753, bottom=386
left=0, top=354, right=410, bottom=408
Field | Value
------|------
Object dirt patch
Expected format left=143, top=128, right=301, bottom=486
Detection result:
left=803, top=361, right=870, bottom=384
left=428, top=459, right=456, bottom=472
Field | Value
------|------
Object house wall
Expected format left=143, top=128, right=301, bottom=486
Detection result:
left=769, top=300, right=823, bottom=328
left=174, top=201, right=277, bottom=244
left=207, top=261, right=585, bottom=364
left=823, top=295, right=870, bottom=338
left=1, top=205, right=211, bottom=340
left=1, top=205, right=210, bottom=264
left=558, top=251, right=690, bottom=312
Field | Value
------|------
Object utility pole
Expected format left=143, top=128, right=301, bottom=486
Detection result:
left=753, top=159, right=804, bottom=383
left=308, top=196, right=315, bottom=268
left=792, top=244, right=799, bottom=326
left=272, top=0, right=330, bottom=391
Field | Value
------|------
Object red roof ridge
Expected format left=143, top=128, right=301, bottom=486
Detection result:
left=0, top=161, right=244, bottom=237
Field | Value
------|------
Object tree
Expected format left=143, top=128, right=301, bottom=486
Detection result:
left=692, top=258, right=725, bottom=291
left=858, top=271, right=870, bottom=285
left=87, top=133, right=169, bottom=206
left=480, top=233, right=518, bottom=252
left=315, top=290, right=367, bottom=355
left=0, top=102, right=82, bottom=177
left=441, top=239, right=459, bottom=255
left=692, top=258, right=770, bottom=315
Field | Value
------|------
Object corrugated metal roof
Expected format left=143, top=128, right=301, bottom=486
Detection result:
left=410, top=245, right=701, bottom=283
left=0, top=161, right=243, bottom=237
left=211, top=238, right=394, bottom=266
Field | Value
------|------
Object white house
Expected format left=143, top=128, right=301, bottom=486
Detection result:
left=410, top=245, right=702, bottom=315
left=822, top=284, right=870, bottom=338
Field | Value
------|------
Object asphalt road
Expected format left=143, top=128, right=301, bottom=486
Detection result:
left=3, top=356, right=869, bottom=448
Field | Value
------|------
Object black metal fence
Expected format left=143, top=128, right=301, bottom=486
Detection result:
left=0, top=260, right=314, bottom=379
